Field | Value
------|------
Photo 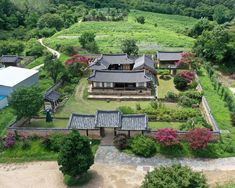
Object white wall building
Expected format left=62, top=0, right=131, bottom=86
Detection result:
left=0, top=66, right=39, bottom=109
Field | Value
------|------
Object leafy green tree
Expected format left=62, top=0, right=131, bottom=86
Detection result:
left=58, top=130, right=94, bottom=178
left=121, top=39, right=139, bottom=56
left=193, top=26, right=229, bottom=63
left=37, top=13, right=64, bottom=30
left=44, top=57, right=64, bottom=84
left=0, top=40, right=24, bottom=56
left=136, top=16, right=145, bottom=24
left=10, top=87, right=43, bottom=120
left=188, top=18, right=215, bottom=38
left=79, top=32, right=98, bottom=53
left=213, top=5, right=232, bottom=24
left=141, top=164, right=208, bottom=188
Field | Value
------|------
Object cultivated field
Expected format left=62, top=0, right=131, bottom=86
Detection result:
left=45, top=10, right=196, bottom=54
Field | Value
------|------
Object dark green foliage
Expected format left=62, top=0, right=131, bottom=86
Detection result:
left=178, top=96, right=199, bottom=107
left=231, top=113, right=235, bottom=126
left=58, top=130, right=94, bottom=178
left=141, top=164, right=208, bottom=188
left=0, top=40, right=24, bottom=56
left=129, top=135, right=156, bottom=157
left=188, top=18, right=215, bottom=38
left=113, top=134, right=128, bottom=150
left=165, top=91, right=178, bottom=102
left=42, top=134, right=65, bottom=152
left=213, top=5, right=233, bottom=24
left=44, top=57, right=64, bottom=84
left=9, top=87, right=43, bottom=119
left=121, top=39, right=139, bottom=56
left=136, top=16, right=145, bottom=24
left=193, top=26, right=229, bottom=64
left=37, top=13, right=64, bottom=30
left=79, top=32, right=98, bottom=53
left=173, top=75, right=188, bottom=90
left=25, top=39, right=44, bottom=57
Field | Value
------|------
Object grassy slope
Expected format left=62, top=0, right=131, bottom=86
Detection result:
left=45, top=10, right=196, bottom=54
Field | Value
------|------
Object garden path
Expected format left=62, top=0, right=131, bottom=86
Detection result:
left=38, top=38, right=61, bottom=58
left=95, top=146, right=235, bottom=171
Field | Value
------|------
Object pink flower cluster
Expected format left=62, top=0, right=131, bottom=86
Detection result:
left=4, top=133, right=16, bottom=148
left=180, top=71, right=195, bottom=82
left=65, top=54, right=92, bottom=65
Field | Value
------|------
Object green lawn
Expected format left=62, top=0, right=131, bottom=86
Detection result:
left=56, top=78, right=178, bottom=116
left=198, top=68, right=231, bottom=130
left=157, top=75, right=180, bottom=98
left=149, top=122, right=183, bottom=130
left=23, top=119, right=68, bottom=128
left=45, top=10, right=196, bottom=54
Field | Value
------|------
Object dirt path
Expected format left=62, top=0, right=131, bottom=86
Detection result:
left=38, top=38, right=61, bottom=58
left=0, top=162, right=234, bottom=188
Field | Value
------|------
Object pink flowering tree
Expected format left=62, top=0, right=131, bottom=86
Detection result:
left=186, top=128, right=212, bottom=150
left=155, top=128, right=179, bottom=146
left=176, top=52, right=200, bottom=70
left=65, top=54, right=92, bottom=66
left=179, top=71, right=195, bottom=83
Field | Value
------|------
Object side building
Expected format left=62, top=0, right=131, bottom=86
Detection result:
left=0, top=66, right=39, bottom=109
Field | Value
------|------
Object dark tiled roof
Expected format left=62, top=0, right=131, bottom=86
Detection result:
left=89, top=54, right=134, bottom=70
left=44, top=90, right=61, bottom=102
left=121, top=114, right=148, bottom=130
left=88, top=70, right=152, bottom=83
left=68, top=114, right=96, bottom=129
left=0, top=55, right=22, bottom=63
left=157, top=51, right=183, bottom=61
left=96, top=110, right=121, bottom=128
left=133, top=55, right=155, bottom=72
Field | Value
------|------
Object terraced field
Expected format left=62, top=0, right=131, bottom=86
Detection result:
left=45, top=10, right=197, bottom=54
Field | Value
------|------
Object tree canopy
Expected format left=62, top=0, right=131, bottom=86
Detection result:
left=58, top=130, right=94, bottom=178
left=10, top=87, right=43, bottom=120
left=121, top=39, right=139, bottom=56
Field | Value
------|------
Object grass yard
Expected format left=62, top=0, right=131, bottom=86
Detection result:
left=149, top=122, right=183, bottom=130
left=157, top=75, right=180, bottom=98
left=45, top=10, right=196, bottom=54
left=23, top=119, right=68, bottom=128
left=56, top=78, right=178, bottom=116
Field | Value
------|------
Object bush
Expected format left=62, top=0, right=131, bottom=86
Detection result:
left=113, top=134, right=128, bottom=150
left=136, top=103, right=141, bottom=111
left=174, top=74, right=188, bottom=90
left=186, top=128, right=213, bottom=150
left=117, top=106, right=135, bottom=114
left=179, top=90, right=202, bottom=101
left=129, top=135, right=156, bottom=157
left=41, top=134, right=65, bottom=152
left=231, top=113, right=235, bottom=126
left=180, top=71, right=195, bottom=82
left=3, top=133, right=16, bottom=149
left=141, top=164, right=208, bottom=188
left=178, top=96, right=199, bottom=107
left=136, top=16, right=145, bottom=24
left=180, top=116, right=211, bottom=131
left=155, top=128, right=179, bottom=146
left=165, top=91, right=178, bottom=102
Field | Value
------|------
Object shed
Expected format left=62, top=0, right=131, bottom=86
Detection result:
left=0, top=55, right=22, bottom=67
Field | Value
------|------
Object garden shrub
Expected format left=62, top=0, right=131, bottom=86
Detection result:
left=179, top=91, right=202, bottom=101
left=155, top=128, right=179, bottom=146
left=179, top=71, right=195, bottom=82
left=174, top=74, right=188, bottom=90
left=113, top=134, right=128, bottom=150
left=141, top=164, right=208, bottom=188
left=49, top=134, right=65, bottom=152
left=180, top=116, right=211, bottom=131
left=136, top=103, right=141, bottom=111
left=117, top=106, right=135, bottom=114
left=186, top=128, right=212, bottom=150
left=231, top=113, right=235, bottom=126
left=165, top=91, right=178, bottom=102
left=3, top=133, right=16, bottom=148
left=178, top=95, right=199, bottom=107
left=129, top=135, right=156, bottom=157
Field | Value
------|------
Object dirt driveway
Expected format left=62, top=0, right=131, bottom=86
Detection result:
left=0, top=162, right=235, bottom=188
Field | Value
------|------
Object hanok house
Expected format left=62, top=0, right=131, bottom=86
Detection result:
left=156, top=51, right=183, bottom=73
left=88, top=54, right=156, bottom=97
left=44, top=89, right=61, bottom=112
left=67, top=110, right=149, bottom=137
left=0, top=55, right=23, bottom=67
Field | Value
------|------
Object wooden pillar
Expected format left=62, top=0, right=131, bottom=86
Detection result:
left=128, top=130, right=130, bottom=137
left=86, top=129, right=89, bottom=136
left=114, top=128, right=116, bottom=136
left=141, top=130, right=144, bottom=135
